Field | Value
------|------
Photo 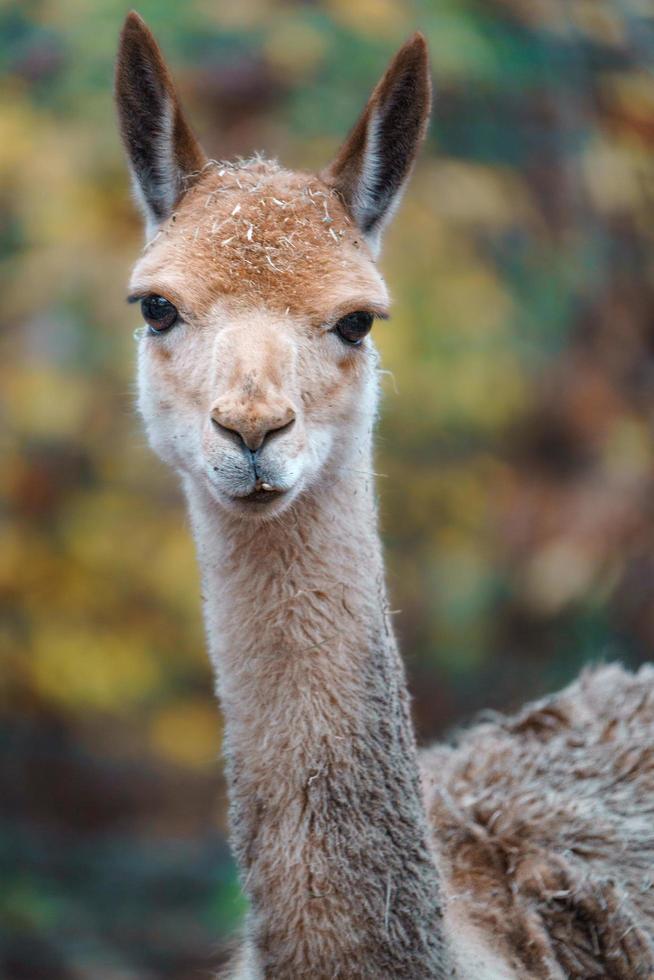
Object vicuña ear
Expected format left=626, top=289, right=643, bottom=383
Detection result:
left=323, top=34, right=431, bottom=255
left=115, top=12, right=206, bottom=237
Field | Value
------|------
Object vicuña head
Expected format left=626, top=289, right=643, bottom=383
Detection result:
left=118, top=12, right=429, bottom=519
left=117, top=13, right=654, bottom=980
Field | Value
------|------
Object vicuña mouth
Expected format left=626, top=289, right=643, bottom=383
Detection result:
left=236, top=484, right=286, bottom=505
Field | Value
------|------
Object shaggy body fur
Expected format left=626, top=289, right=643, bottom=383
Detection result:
left=116, top=14, right=654, bottom=979
left=424, top=664, right=654, bottom=978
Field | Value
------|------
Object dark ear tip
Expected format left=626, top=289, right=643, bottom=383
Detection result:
left=407, top=31, right=428, bottom=52
left=119, top=10, right=155, bottom=50
left=117, top=10, right=165, bottom=84
left=395, top=31, right=430, bottom=73
left=380, top=31, right=432, bottom=113
left=122, top=10, right=147, bottom=33
left=115, top=11, right=167, bottom=102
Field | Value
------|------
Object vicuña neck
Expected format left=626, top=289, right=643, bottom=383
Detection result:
left=184, top=461, right=445, bottom=979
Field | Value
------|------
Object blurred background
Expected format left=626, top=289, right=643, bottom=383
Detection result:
left=1, top=0, right=653, bottom=976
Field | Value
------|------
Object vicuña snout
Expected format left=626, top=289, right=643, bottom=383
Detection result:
left=210, top=394, right=296, bottom=453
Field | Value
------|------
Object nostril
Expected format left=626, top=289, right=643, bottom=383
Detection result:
left=211, top=416, right=247, bottom=449
left=210, top=410, right=296, bottom=452
left=266, top=416, right=296, bottom=444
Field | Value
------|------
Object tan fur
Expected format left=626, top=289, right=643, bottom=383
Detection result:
left=424, top=664, right=654, bottom=978
left=116, top=15, right=654, bottom=979
left=130, top=160, right=388, bottom=319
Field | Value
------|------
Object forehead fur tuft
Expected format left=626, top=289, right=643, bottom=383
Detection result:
left=136, top=156, right=379, bottom=317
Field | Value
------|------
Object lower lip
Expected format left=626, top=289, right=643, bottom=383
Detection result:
left=235, top=488, right=286, bottom=505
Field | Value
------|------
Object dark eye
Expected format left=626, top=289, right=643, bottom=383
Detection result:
left=333, top=311, right=374, bottom=346
left=141, top=295, right=178, bottom=334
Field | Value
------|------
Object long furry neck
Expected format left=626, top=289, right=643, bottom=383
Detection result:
left=185, top=459, right=446, bottom=978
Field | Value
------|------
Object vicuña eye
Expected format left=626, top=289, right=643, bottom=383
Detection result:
left=141, top=295, right=178, bottom=334
left=333, top=311, right=374, bottom=346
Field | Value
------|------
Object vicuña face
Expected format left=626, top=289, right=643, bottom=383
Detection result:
left=129, top=161, right=389, bottom=518
left=118, top=14, right=430, bottom=518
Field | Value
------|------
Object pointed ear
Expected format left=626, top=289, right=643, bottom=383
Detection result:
left=323, top=33, right=431, bottom=255
left=115, top=12, right=206, bottom=236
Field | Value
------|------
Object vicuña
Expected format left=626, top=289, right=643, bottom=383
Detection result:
left=116, top=13, right=654, bottom=978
